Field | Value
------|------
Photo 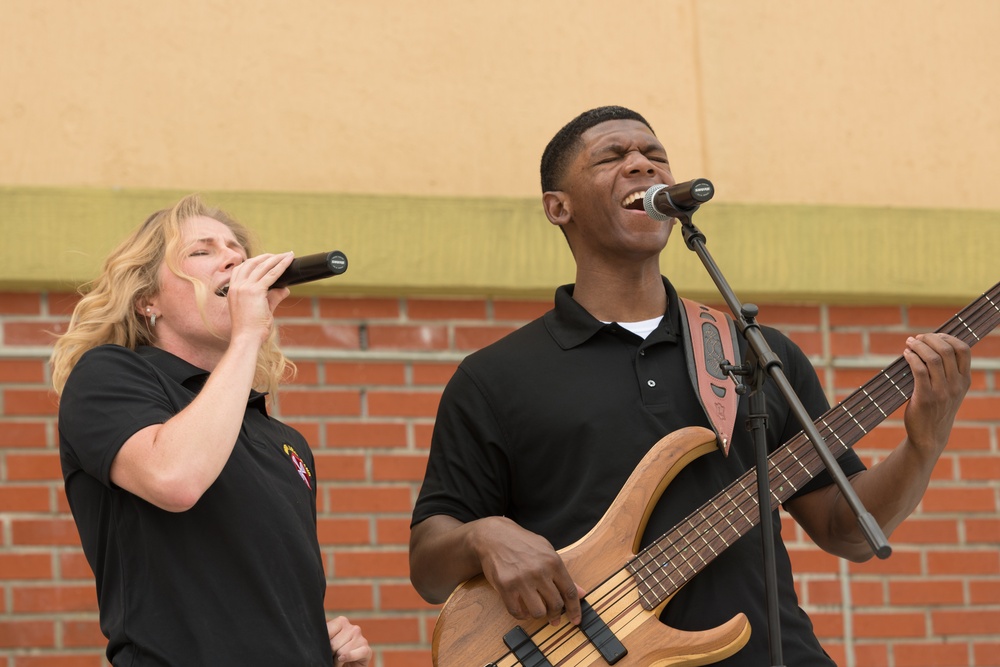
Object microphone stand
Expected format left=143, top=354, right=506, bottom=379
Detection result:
left=670, top=205, right=891, bottom=667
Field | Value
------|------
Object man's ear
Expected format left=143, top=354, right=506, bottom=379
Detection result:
left=542, top=191, right=572, bottom=228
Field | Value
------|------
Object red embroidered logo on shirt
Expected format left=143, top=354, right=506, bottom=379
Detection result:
left=282, top=444, right=313, bottom=489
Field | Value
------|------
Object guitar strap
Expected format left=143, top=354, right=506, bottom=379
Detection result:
left=678, top=298, right=740, bottom=456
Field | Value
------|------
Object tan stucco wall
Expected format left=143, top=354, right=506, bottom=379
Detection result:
left=1, top=0, right=997, bottom=302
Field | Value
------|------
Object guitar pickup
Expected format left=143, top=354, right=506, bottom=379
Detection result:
left=580, top=599, right=628, bottom=664
left=503, top=626, right=553, bottom=667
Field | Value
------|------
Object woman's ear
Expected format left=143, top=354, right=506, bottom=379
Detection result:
left=542, top=191, right=572, bottom=228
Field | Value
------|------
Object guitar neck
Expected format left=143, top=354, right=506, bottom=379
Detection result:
left=629, top=281, right=1000, bottom=609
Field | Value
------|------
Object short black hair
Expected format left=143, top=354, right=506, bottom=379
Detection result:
left=540, top=106, right=655, bottom=192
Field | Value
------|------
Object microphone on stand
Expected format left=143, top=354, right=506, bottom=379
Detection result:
left=643, top=179, right=714, bottom=221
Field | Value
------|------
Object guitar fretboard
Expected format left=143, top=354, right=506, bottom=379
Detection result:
left=627, top=281, right=1000, bottom=609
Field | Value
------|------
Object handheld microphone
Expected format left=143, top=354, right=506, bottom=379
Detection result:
left=271, top=250, right=348, bottom=289
left=643, top=179, right=714, bottom=221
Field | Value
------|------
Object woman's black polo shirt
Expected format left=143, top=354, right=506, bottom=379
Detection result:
left=59, top=345, right=332, bottom=666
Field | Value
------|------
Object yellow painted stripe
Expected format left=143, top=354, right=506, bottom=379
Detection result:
left=1, top=187, right=996, bottom=304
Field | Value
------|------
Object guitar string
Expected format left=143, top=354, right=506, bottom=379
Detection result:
left=502, top=284, right=1000, bottom=665
left=624, top=290, right=1000, bottom=612
left=628, top=285, right=1000, bottom=607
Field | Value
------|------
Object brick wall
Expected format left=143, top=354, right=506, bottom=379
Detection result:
left=1, top=290, right=998, bottom=667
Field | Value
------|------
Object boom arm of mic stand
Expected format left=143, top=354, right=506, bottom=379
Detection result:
left=676, top=210, right=891, bottom=559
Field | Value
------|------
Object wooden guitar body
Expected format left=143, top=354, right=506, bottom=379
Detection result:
left=432, top=426, right=751, bottom=667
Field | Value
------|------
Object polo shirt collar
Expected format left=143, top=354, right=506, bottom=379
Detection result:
left=543, top=277, right=682, bottom=350
left=136, top=345, right=269, bottom=415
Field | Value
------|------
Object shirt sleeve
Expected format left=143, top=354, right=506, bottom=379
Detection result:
left=58, top=345, right=180, bottom=488
left=411, top=363, right=512, bottom=527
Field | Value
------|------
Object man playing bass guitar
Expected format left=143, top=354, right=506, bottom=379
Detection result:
left=409, top=106, right=972, bottom=666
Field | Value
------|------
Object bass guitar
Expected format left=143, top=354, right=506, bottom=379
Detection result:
left=431, top=281, right=1000, bottom=667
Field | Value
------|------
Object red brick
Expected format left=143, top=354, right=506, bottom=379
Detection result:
left=0, top=359, right=46, bottom=383
left=869, top=332, right=916, bottom=356
left=829, top=331, right=865, bottom=356
left=382, top=649, right=435, bottom=667
left=62, top=619, right=105, bottom=648
left=926, top=550, right=999, bottom=575
left=0, top=553, right=53, bottom=580
left=943, top=425, right=993, bottom=452
left=3, top=321, right=66, bottom=346
left=319, top=297, right=400, bottom=319
left=316, top=518, right=370, bottom=546
left=454, top=324, right=517, bottom=350
left=0, top=292, right=42, bottom=315
left=278, top=389, right=361, bottom=417
left=325, top=583, right=375, bottom=611
left=0, top=620, right=54, bottom=648
left=12, top=654, right=104, bottom=667
left=931, top=608, right=1000, bottom=635
left=966, top=518, right=1000, bottom=544
left=888, top=578, right=966, bottom=606
left=955, top=395, right=1000, bottom=422
left=48, top=292, right=82, bottom=316
left=922, top=486, right=997, bottom=514
left=278, top=323, right=360, bottom=349
left=756, top=303, right=822, bottom=326
left=59, top=551, right=95, bottom=580
left=893, top=642, right=970, bottom=667
left=325, top=361, right=406, bottom=386
left=0, top=486, right=51, bottom=512
left=285, top=360, right=319, bottom=385
left=372, top=454, right=429, bottom=482
left=909, top=305, right=969, bottom=329
left=852, top=611, right=926, bottom=638
left=785, top=330, right=822, bottom=357
left=411, top=362, right=459, bottom=386
left=408, top=298, right=486, bottom=320
left=974, top=642, right=1000, bottom=666
left=413, top=423, right=434, bottom=449
left=327, top=422, right=408, bottom=448
left=958, top=455, right=1000, bottom=481
left=799, top=579, right=845, bottom=606
left=327, top=487, right=413, bottom=514
left=969, top=579, right=1000, bottom=604
left=367, top=390, right=442, bottom=418
left=367, top=324, right=449, bottom=351
left=3, top=388, right=59, bottom=416
left=333, top=550, right=408, bottom=578
left=830, top=305, right=903, bottom=327
left=274, top=295, right=314, bottom=317
left=11, top=518, right=82, bottom=547
left=852, top=643, right=890, bottom=667
left=313, top=453, right=367, bottom=482
left=12, top=585, right=97, bottom=613
left=376, top=518, right=411, bottom=546
left=493, top=299, right=550, bottom=321
left=890, top=518, right=959, bottom=545
left=352, top=616, right=421, bottom=644
left=7, top=453, right=62, bottom=481
left=0, top=420, right=49, bottom=448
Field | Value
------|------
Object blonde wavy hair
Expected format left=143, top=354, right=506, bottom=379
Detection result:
left=50, top=194, right=292, bottom=396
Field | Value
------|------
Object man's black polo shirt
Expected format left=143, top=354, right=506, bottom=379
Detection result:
left=413, top=278, right=865, bottom=666
left=59, top=345, right=332, bottom=666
